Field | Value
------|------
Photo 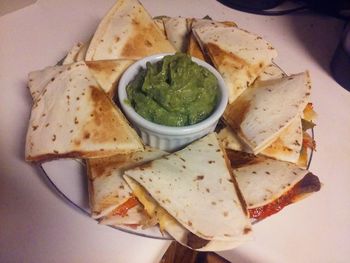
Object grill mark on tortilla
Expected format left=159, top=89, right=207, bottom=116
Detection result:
left=137, top=161, right=153, bottom=171
left=88, top=154, right=131, bottom=179
left=206, top=42, right=247, bottom=69
left=226, top=149, right=264, bottom=168
left=78, top=85, right=130, bottom=144
left=121, top=22, right=167, bottom=58
left=194, top=175, right=204, bottom=181
left=244, top=227, right=252, bottom=234
left=86, top=60, right=120, bottom=72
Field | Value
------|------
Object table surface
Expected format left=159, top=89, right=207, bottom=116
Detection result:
left=1, top=1, right=349, bottom=262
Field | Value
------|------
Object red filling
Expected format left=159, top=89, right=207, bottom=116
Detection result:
left=111, top=196, right=139, bottom=217
left=248, top=173, right=321, bottom=221
left=248, top=189, right=296, bottom=220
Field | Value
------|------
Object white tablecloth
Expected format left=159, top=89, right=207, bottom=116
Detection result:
left=1, top=1, right=348, bottom=262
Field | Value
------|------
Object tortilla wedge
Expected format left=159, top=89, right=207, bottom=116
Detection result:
left=226, top=150, right=321, bottom=221
left=87, top=147, right=166, bottom=226
left=223, top=72, right=311, bottom=155
left=163, top=17, right=190, bottom=52
left=124, top=133, right=252, bottom=250
left=193, top=23, right=277, bottom=103
left=25, top=61, right=143, bottom=162
left=85, top=0, right=175, bottom=61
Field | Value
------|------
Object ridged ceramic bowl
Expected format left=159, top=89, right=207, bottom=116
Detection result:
left=118, top=53, right=228, bottom=152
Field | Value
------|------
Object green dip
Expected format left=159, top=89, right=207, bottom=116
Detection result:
left=126, top=53, right=218, bottom=127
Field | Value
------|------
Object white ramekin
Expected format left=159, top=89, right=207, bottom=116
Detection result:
left=118, top=53, right=228, bottom=152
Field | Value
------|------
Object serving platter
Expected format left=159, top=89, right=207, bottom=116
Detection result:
left=29, top=1, right=316, bottom=245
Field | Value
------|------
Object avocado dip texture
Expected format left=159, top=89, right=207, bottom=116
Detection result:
left=126, top=53, right=218, bottom=127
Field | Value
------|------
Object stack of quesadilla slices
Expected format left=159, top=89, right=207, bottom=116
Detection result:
left=219, top=71, right=316, bottom=167
left=192, top=20, right=278, bottom=103
left=87, top=147, right=166, bottom=226
left=124, top=133, right=253, bottom=251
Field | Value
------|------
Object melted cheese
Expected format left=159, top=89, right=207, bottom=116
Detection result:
left=130, top=179, right=178, bottom=232
left=303, top=103, right=317, bottom=122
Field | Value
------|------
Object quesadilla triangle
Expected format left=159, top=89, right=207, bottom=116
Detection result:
left=163, top=17, right=190, bottom=52
left=124, top=133, right=252, bottom=251
left=192, top=23, right=277, bottom=103
left=85, top=0, right=175, bottom=61
left=86, top=59, right=134, bottom=98
left=25, top=61, right=143, bottom=162
left=223, top=72, right=312, bottom=155
left=226, top=150, right=321, bottom=221
left=218, top=117, right=303, bottom=164
left=87, top=146, right=166, bottom=226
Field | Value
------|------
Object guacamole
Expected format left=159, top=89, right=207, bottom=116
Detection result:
left=126, top=53, right=218, bottom=127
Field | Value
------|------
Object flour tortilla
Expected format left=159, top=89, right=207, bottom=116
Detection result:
left=77, top=42, right=89, bottom=61
left=256, top=63, right=286, bottom=82
left=153, top=17, right=166, bottom=36
left=87, top=147, right=166, bottom=224
left=124, top=133, right=251, bottom=243
left=85, top=0, right=175, bottom=61
left=163, top=17, right=190, bottom=52
left=62, top=42, right=84, bottom=65
left=218, top=117, right=303, bottom=164
left=25, top=61, right=143, bottom=162
left=86, top=59, right=134, bottom=98
left=193, top=23, right=277, bottom=103
left=223, top=72, right=311, bottom=154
